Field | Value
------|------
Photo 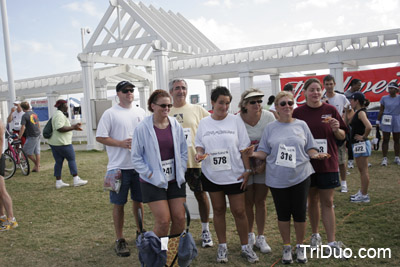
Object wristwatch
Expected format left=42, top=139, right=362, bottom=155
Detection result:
left=245, top=169, right=252, bottom=173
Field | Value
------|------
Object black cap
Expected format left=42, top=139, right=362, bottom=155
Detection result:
left=283, top=83, right=294, bottom=92
left=388, top=82, right=399, bottom=89
left=350, top=92, right=365, bottom=102
left=116, top=81, right=135, bottom=92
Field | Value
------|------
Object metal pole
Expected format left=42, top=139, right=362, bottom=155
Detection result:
left=0, top=0, right=16, bottom=109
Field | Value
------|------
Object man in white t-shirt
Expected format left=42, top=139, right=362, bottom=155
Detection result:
left=7, top=101, right=25, bottom=145
left=269, top=84, right=298, bottom=119
left=168, top=79, right=214, bottom=248
left=96, top=81, right=146, bottom=257
left=322, top=75, right=352, bottom=193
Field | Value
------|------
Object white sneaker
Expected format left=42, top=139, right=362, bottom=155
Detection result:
left=351, top=194, right=370, bottom=203
left=248, top=232, right=255, bottom=249
left=326, top=241, right=350, bottom=260
left=73, top=176, right=88, bottom=187
left=310, top=233, right=322, bottom=248
left=56, top=181, right=70, bottom=189
left=255, top=235, right=272, bottom=253
left=201, top=230, right=213, bottom=248
left=347, top=160, right=354, bottom=169
left=394, top=157, right=400, bottom=165
left=241, top=245, right=259, bottom=263
left=368, top=162, right=372, bottom=167
left=381, top=157, right=388, bottom=166
left=295, top=245, right=307, bottom=263
left=216, top=245, right=228, bottom=263
left=282, top=245, right=293, bottom=264
left=350, top=190, right=361, bottom=199
left=340, top=184, right=348, bottom=193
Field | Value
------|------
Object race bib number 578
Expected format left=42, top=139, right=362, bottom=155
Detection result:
left=210, top=150, right=232, bottom=171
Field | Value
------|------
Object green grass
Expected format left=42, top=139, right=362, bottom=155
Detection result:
left=1, top=149, right=399, bottom=266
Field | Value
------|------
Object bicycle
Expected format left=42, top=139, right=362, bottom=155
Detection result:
left=5, top=129, right=30, bottom=176
left=2, top=153, right=16, bottom=180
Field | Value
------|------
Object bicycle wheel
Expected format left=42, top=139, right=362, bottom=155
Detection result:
left=16, top=148, right=30, bottom=175
left=3, top=153, right=16, bottom=180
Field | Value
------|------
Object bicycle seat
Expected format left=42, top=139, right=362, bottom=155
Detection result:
left=11, top=139, right=21, bottom=145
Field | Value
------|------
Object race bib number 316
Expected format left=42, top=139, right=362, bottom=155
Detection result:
left=276, top=144, right=296, bottom=168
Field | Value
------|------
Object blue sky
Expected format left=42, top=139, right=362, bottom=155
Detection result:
left=1, top=0, right=399, bottom=81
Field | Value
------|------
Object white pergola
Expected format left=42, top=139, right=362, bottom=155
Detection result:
left=1, top=0, right=399, bottom=150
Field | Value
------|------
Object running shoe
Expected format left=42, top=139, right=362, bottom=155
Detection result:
left=295, top=245, right=308, bottom=263
left=351, top=194, right=370, bottom=203
left=340, top=184, right=348, bottom=193
left=394, top=157, right=400, bottom=165
left=347, top=160, right=354, bottom=169
left=310, top=233, right=322, bottom=248
left=217, top=245, right=228, bottom=263
left=241, top=245, right=259, bottom=263
left=381, top=157, right=388, bottom=166
left=248, top=232, right=255, bottom=248
left=255, top=235, right=271, bottom=253
left=201, top=230, right=214, bottom=248
left=282, top=245, right=293, bottom=264
left=115, top=238, right=130, bottom=257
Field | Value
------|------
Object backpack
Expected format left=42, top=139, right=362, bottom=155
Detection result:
left=43, top=118, right=53, bottom=139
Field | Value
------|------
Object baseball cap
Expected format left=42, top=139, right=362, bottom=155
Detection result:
left=244, top=91, right=264, bottom=99
left=283, top=83, right=294, bottom=91
left=388, top=82, right=399, bottom=89
left=54, top=99, right=67, bottom=108
left=116, top=81, right=135, bottom=92
left=350, top=92, right=365, bottom=102
left=13, top=100, right=21, bottom=105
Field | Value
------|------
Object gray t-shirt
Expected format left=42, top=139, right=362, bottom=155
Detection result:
left=21, top=111, right=41, bottom=137
left=258, top=119, right=317, bottom=188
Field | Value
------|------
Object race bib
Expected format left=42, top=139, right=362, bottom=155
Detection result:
left=183, top=128, right=192, bottom=147
left=162, top=159, right=175, bottom=181
left=353, top=142, right=366, bottom=154
left=382, top=115, right=392, bottom=126
left=210, top=149, right=232, bottom=171
left=315, top=139, right=328, bottom=153
left=276, top=144, right=296, bottom=168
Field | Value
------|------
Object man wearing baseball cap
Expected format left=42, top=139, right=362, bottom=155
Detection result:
left=269, top=84, right=298, bottom=119
left=7, top=100, right=25, bottom=145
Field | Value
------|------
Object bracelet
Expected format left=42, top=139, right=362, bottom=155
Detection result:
left=245, top=169, right=252, bottom=173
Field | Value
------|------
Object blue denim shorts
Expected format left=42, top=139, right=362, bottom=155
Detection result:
left=352, top=140, right=371, bottom=158
left=110, top=169, right=142, bottom=205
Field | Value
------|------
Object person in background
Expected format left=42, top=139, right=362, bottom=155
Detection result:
left=269, top=84, right=298, bottom=120
left=263, top=95, right=275, bottom=111
left=250, top=91, right=329, bottom=264
left=96, top=81, right=146, bottom=257
left=7, top=101, right=25, bottom=146
left=348, top=92, right=372, bottom=203
left=18, top=101, right=41, bottom=172
left=322, top=75, right=351, bottom=193
left=344, top=78, right=362, bottom=169
left=293, top=78, right=348, bottom=256
left=195, top=86, right=259, bottom=264
left=377, top=82, right=400, bottom=166
left=238, top=89, right=275, bottom=254
left=131, top=90, right=188, bottom=239
left=48, top=100, right=88, bottom=189
left=168, top=79, right=213, bottom=248
left=0, top=120, right=18, bottom=231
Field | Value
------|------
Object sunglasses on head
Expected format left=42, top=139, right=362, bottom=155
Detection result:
left=279, top=100, right=294, bottom=107
left=120, top=88, right=134, bottom=94
left=249, top=100, right=263, bottom=105
left=154, top=103, right=173, bottom=109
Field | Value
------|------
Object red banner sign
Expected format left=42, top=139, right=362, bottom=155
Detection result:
left=280, top=66, right=400, bottom=104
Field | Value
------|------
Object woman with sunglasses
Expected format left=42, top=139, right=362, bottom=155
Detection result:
left=249, top=91, right=328, bottom=264
left=292, top=78, right=348, bottom=257
left=131, top=89, right=188, bottom=238
left=195, top=86, right=259, bottom=264
left=237, top=89, right=275, bottom=254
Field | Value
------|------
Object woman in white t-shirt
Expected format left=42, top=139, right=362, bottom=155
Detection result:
left=238, top=89, right=275, bottom=254
left=195, top=86, right=259, bottom=264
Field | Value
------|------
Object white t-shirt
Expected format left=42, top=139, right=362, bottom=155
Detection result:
left=10, top=110, right=25, bottom=131
left=326, top=93, right=350, bottom=115
left=96, top=104, right=145, bottom=171
left=195, top=114, right=250, bottom=185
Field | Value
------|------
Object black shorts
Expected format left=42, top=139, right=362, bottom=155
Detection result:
left=140, top=181, right=186, bottom=203
left=185, top=168, right=204, bottom=193
left=201, top=175, right=245, bottom=195
left=0, top=154, right=4, bottom=177
left=310, top=172, right=340, bottom=189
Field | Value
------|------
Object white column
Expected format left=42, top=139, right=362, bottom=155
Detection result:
left=204, top=80, right=218, bottom=111
left=146, top=65, right=156, bottom=95
left=153, top=50, right=169, bottom=91
left=329, top=63, right=344, bottom=92
left=80, top=59, right=101, bottom=150
left=46, top=92, right=59, bottom=119
left=0, top=100, right=8, bottom=122
left=96, top=86, right=107, bottom=99
left=270, top=74, right=281, bottom=95
left=138, top=86, right=150, bottom=114
left=239, top=72, right=254, bottom=94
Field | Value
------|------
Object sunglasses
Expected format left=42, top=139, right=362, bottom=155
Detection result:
left=120, top=88, right=134, bottom=94
left=279, top=100, right=294, bottom=107
left=154, top=103, right=173, bottom=109
left=249, top=100, right=263, bottom=105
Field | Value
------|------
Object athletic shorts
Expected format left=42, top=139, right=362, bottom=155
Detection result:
left=201, top=175, right=245, bottom=195
left=380, top=114, right=400, bottom=133
left=352, top=140, right=371, bottom=158
left=23, top=136, right=41, bottom=155
left=140, top=181, right=186, bottom=203
left=247, top=173, right=266, bottom=186
left=310, top=172, right=340, bottom=189
left=185, top=168, right=204, bottom=193
left=0, top=154, right=5, bottom=176
left=110, top=169, right=142, bottom=205
left=337, top=142, right=346, bottom=165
